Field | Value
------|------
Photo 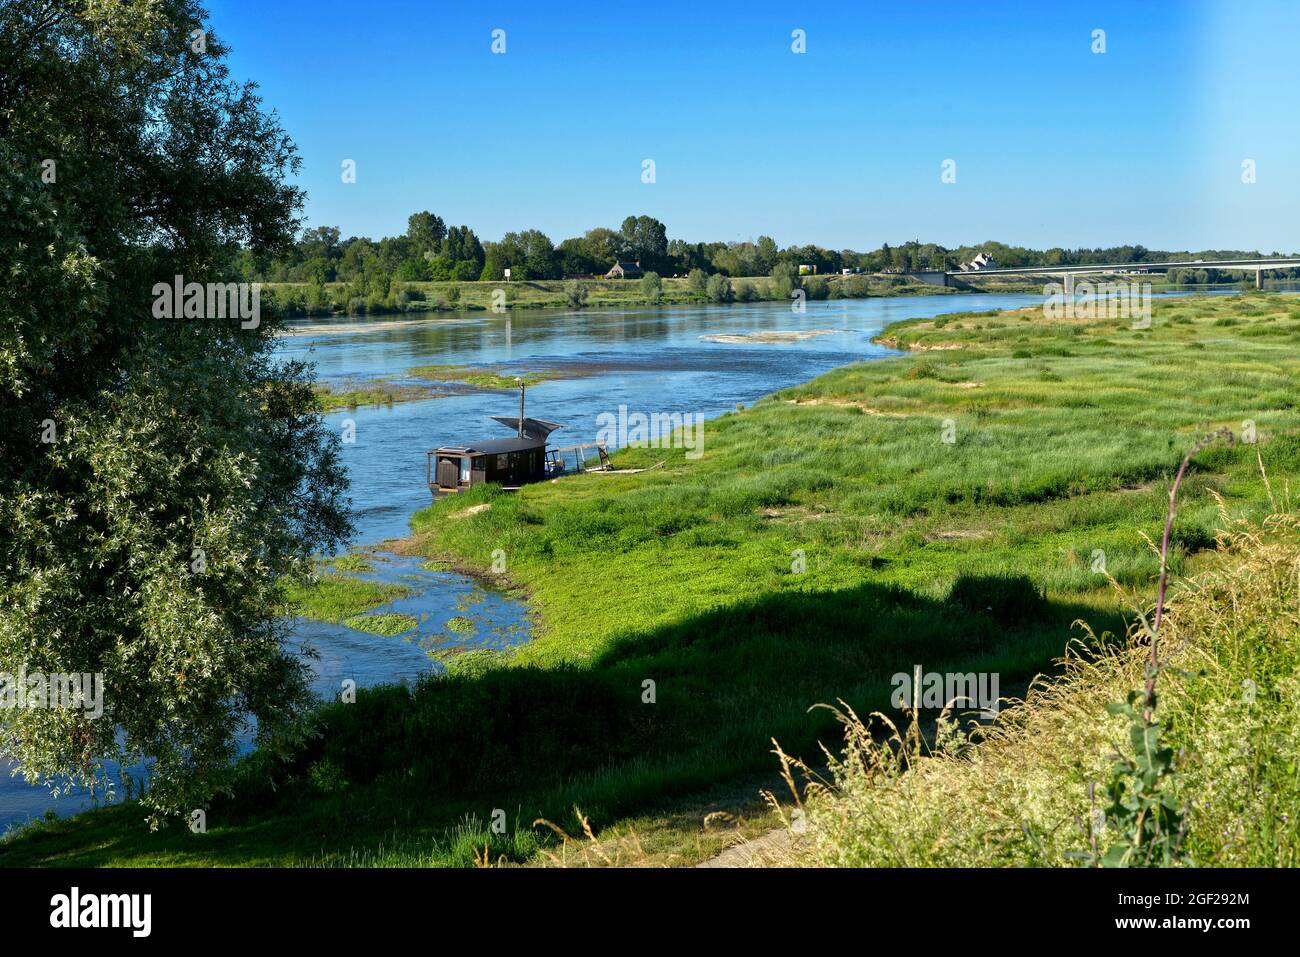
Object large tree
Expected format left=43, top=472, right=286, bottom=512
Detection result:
left=619, top=214, right=668, bottom=272
left=0, top=0, right=351, bottom=822
left=492, top=229, right=559, bottom=280
left=405, top=210, right=446, bottom=257
left=583, top=226, right=624, bottom=266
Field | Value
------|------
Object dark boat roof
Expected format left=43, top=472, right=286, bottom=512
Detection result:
left=489, top=416, right=564, bottom=440
left=433, top=436, right=546, bottom=455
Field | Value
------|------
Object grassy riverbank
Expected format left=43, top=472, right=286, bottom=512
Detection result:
left=3, top=293, right=1297, bottom=867
left=266, top=274, right=1246, bottom=319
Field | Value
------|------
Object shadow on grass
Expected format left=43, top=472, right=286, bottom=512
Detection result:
left=1, top=577, right=1124, bottom=866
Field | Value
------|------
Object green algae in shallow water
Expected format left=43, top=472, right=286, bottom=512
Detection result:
left=313, top=380, right=442, bottom=411
left=406, top=364, right=561, bottom=390
left=342, top=613, right=418, bottom=637
left=327, top=552, right=377, bottom=573
left=283, top=574, right=411, bottom=623
left=455, top=591, right=486, bottom=611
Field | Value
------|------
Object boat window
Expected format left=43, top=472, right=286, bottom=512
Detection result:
left=496, top=454, right=509, bottom=470
left=460, top=456, right=471, bottom=482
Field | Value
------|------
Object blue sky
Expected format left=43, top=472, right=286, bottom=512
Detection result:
left=208, top=0, right=1299, bottom=252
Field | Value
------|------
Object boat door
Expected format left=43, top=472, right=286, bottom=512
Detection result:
left=436, top=457, right=459, bottom=488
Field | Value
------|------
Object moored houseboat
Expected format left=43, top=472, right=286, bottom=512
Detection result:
left=427, top=383, right=611, bottom=497
left=427, top=419, right=560, bottom=494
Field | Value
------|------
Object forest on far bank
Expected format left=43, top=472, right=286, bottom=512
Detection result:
left=237, top=210, right=1296, bottom=301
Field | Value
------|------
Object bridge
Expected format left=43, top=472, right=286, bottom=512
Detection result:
left=922, top=256, right=1300, bottom=290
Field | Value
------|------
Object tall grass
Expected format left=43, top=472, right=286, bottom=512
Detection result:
left=774, top=500, right=1300, bottom=867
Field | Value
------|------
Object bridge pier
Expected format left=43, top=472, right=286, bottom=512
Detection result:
left=1256, top=268, right=1264, bottom=290
left=1063, top=273, right=1074, bottom=296
left=904, top=270, right=950, bottom=287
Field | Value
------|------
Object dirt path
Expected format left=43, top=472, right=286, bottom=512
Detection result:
left=695, top=826, right=800, bottom=867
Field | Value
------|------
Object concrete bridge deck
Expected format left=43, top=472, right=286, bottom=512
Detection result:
left=934, top=257, right=1300, bottom=289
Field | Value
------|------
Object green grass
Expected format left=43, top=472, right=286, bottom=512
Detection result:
left=4, top=293, right=1297, bottom=867
left=263, top=272, right=990, bottom=318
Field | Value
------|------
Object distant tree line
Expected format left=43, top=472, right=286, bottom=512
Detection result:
left=235, top=212, right=1297, bottom=312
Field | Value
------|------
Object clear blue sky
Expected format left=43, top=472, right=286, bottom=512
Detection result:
left=207, top=0, right=1299, bottom=252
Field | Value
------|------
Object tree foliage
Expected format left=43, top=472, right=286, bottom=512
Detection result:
left=639, top=271, right=662, bottom=302
left=705, top=273, right=732, bottom=303
left=0, top=0, right=351, bottom=822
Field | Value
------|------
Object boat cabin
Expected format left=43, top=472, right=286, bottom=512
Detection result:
left=427, top=412, right=563, bottom=495
left=428, top=436, right=547, bottom=492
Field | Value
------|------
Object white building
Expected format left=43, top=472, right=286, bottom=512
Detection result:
left=960, top=252, right=998, bottom=272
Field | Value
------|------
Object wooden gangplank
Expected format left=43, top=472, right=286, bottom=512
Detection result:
left=547, top=441, right=610, bottom=474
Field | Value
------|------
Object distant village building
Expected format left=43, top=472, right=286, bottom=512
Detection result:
left=960, top=252, right=999, bottom=272
left=605, top=260, right=644, bottom=279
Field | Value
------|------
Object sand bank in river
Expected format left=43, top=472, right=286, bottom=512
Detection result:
left=698, top=329, right=839, bottom=344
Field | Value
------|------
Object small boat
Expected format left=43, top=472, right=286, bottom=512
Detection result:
left=426, top=384, right=607, bottom=497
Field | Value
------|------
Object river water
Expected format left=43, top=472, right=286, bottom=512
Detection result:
left=0, top=290, right=1098, bottom=832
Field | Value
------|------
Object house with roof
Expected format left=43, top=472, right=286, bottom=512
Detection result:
left=960, top=252, right=999, bottom=272
left=605, top=260, right=644, bottom=279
